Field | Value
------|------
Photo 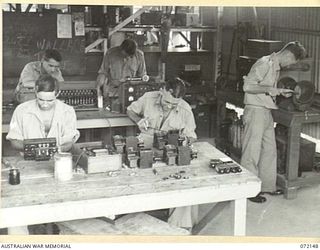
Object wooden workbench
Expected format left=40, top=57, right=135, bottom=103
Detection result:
left=1, top=109, right=136, bottom=133
left=0, top=142, right=261, bottom=236
left=216, top=90, right=320, bottom=199
left=272, top=108, right=320, bottom=199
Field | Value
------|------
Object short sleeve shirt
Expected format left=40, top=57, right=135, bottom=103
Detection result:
left=98, top=47, right=147, bottom=95
left=243, top=53, right=281, bottom=109
left=127, top=91, right=197, bottom=147
left=15, top=61, right=64, bottom=92
left=6, top=99, right=80, bottom=147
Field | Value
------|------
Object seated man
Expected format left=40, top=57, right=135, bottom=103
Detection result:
left=6, top=75, right=80, bottom=234
left=15, top=49, right=64, bottom=103
left=126, top=77, right=198, bottom=230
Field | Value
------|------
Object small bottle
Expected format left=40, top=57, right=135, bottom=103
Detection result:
left=9, top=169, right=20, bottom=185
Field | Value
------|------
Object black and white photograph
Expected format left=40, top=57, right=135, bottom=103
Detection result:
left=1, top=2, right=320, bottom=242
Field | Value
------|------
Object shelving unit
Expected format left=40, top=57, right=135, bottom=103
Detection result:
left=83, top=6, right=222, bottom=138
left=84, top=6, right=222, bottom=83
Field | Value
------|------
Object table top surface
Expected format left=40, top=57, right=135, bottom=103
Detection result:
left=2, top=109, right=135, bottom=133
left=1, top=142, right=261, bottom=209
left=2, top=108, right=128, bottom=124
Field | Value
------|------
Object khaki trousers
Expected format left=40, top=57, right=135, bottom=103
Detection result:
left=241, top=105, right=277, bottom=192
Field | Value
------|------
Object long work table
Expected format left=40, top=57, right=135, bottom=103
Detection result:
left=0, top=142, right=261, bottom=236
left=1, top=108, right=136, bottom=133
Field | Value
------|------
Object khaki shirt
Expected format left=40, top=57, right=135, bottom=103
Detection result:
left=6, top=99, right=80, bottom=147
left=127, top=91, right=197, bottom=147
left=98, top=46, right=147, bottom=96
left=243, top=53, right=281, bottom=109
left=15, top=61, right=64, bottom=103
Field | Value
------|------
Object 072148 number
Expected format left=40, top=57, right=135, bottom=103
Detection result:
left=300, top=244, right=319, bottom=248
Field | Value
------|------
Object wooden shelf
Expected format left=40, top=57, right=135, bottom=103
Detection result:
left=142, top=46, right=211, bottom=53
left=111, top=25, right=217, bottom=33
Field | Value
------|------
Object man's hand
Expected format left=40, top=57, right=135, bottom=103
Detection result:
left=137, top=118, right=150, bottom=131
left=280, top=88, right=294, bottom=98
left=266, top=88, right=293, bottom=97
left=96, top=74, right=106, bottom=97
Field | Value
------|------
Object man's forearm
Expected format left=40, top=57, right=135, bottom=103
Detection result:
left=243, top=83, right=275, bottom=94
left=10, top=140, right=24, bottom=151
left=126, top=109, right=142, bottom=124
left=60, top=141, right=73, bottom=152
left=96, top=74, right=107, bottom=88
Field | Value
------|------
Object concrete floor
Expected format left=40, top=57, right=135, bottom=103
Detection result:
left=197, top=183, right=320, bottom=237
left=196, top=138, right=320, bottom=238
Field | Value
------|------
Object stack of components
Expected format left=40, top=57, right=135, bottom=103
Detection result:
left=23, top=138, right=57, bottom=161
left=154, top=130, right=197, bottom=166
left=71, top=130, right=197, bottom=174
left=124, top=136, right=140, bottom=168
left=209, top=159, right=242, bottom=174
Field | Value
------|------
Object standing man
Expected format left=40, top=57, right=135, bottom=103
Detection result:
left=15, top=49, right=64, bottom=103
left=126, top=77, right=198, bottom=230
left=241, top=41, right=307, bottom=203
left=96, top=38, right=147, bottom=105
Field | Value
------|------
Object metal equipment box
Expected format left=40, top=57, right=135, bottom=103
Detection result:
left=72, top=141, right=122, bottom=174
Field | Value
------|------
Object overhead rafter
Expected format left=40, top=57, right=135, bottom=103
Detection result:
left=25, top=4, right=33, bottom=13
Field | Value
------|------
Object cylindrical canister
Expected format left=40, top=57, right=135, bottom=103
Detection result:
left=9, top=169, right=20, bottom=185
left=54, top=152, right=73, bottom=181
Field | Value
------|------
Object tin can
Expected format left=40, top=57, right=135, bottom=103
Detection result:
left=9, top=169, right=20, bottom=185
left=54, top=152, right=73, bottom=181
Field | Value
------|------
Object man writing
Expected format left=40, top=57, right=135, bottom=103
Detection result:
left=15, top=49, right=64, bottom=103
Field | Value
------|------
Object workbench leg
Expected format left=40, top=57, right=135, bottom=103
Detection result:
left=231, top=198, right=246, bottom=236
left=284, top=125, right=301, bottom=199
left=191, top=202, right=227, bottom=235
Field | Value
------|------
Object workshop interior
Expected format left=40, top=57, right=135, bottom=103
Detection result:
left=1, top=4, right=320, bottom=237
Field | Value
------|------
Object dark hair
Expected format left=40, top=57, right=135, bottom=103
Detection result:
left=120, top=39, right=137, bottom=56
left=35, top=75, right=59, bottom=93
left=43, top=49, right=62, bottom=62
left=163, top=77, right=186, bottom=98
left=280, top=41, right=307, bottom=61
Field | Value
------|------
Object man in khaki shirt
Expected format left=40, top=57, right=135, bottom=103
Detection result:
left=7, top=75, right=79, bottom=234
left=15, top=49, right=64, bottom=103
left=241, top=41, right=307, bottom=203
left=127, top=78, right=198, bottom=230
left=96, top=39, right=147, bottom=103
